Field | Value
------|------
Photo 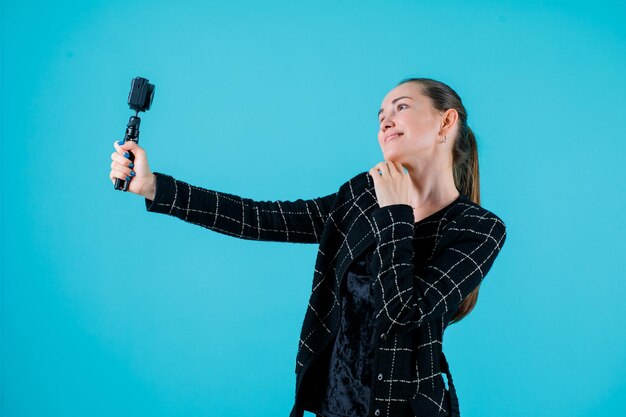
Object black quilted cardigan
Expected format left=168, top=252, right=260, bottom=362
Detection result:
left=145, top=170, right=507, bottom=417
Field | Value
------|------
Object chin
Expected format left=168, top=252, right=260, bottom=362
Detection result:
left=382, top=152, right=404, bottom=163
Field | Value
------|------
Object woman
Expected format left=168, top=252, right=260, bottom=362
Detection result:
left=109, top=77, right=507, bottom=417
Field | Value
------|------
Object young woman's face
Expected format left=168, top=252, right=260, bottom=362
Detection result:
left=377, top=83, right=444, bottom=162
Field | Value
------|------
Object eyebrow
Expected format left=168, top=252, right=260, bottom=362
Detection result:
left=378, top=96, right=414, bottom=118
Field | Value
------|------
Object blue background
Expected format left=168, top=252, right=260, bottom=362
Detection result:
left=2, top=0, right=625, bottom=416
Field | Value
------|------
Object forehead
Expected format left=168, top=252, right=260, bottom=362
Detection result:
left=380, top=83, right=425, bottom=106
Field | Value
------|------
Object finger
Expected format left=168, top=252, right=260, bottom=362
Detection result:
left=393, top=161, right=405, bottom=175
left=113, top=140, right=126, bottom=156
left=111, top=160, right=133, bottom=177
left=113, top=140, right=125, bottom=153
left=114, top=139, right=138, bottom=153
left=375, top=161, right=391, bottom=176
left=369, top=167, right=382, bottom=179
left=113, top=143, right=134, bottom=160
left=109, top=170, right=128, bottom=184
left=110, top=151, right=134, bottom=168
left=383, top=161, right=398, bottom=177
left=111, top=167, right=131, bottom=181
left=111, top=151, right=124, bottom=164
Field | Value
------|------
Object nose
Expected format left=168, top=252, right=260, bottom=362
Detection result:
left=380, top=114, right=395, bottom=131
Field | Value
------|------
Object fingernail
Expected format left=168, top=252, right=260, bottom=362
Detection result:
left=129, top=162, right=134, bottom=168
left=130, top=171, right=135, bottom=177
left=117, top=140, right=124, bottom=146
left=124, top=152, right=129, bottom=158
left=126, top=175, right=131, bottom=181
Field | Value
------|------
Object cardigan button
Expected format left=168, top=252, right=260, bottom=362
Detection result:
left=377, top=373, right=383, bottom=381
left=380, top=333, right=386, bottom=340
left=374, top=409, right=381, bottom=416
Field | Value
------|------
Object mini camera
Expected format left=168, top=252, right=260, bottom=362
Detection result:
left=127, top=77, right=155, bottom=112
left=114, top=76, right=156, bottom=192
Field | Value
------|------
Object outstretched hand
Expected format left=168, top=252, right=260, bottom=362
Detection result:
left=368, top=161, right=412, bottom=209
left=110, top=140, right=155, bottom=199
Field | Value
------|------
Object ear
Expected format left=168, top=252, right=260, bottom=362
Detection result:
left=439, top=108, right=459, bottom=135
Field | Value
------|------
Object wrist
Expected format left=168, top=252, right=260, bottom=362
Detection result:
left=144, top=173, right=156, bottom=200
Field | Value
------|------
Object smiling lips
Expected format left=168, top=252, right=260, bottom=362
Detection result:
left=384, top=133, right=403, bottom=143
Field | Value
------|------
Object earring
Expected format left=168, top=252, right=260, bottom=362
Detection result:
left=439, top=135, right=447, bottom=144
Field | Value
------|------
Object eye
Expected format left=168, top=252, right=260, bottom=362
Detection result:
left=379, top=103, right=408, bottom=124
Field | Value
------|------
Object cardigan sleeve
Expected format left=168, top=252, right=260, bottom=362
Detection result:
left=368, top=203, right=507, bottom=340
left=144, top=172, right=339, bottom=244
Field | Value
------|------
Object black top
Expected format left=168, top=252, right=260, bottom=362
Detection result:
left=317, top=248, right=377, bottom=417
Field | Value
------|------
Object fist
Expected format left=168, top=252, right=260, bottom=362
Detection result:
left=368, top=161, right=412, bottom=208
left=109, top=140, right=154, bottom=198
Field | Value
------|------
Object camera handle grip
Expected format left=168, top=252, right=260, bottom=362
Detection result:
left=114, top=115, right=141, bottom=192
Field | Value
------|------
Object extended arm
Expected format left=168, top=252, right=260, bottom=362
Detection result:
left=368, top=204, right=507, bottom=341
left=145, top=172, right=339, bottom=244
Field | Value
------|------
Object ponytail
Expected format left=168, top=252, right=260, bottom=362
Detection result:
left=453, top=126, right=481, bottom=206
left=449, top=126, right=481, bottom=324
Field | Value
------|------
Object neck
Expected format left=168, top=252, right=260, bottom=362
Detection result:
left=401, top=159, right=460, bottom=207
